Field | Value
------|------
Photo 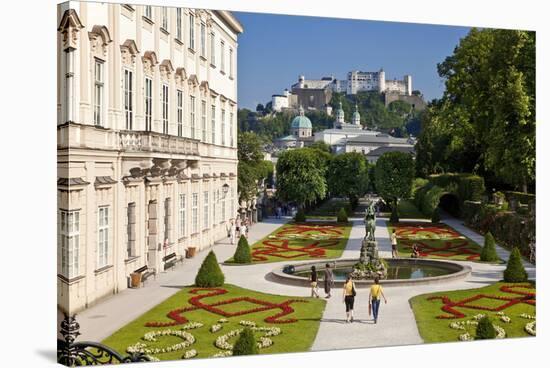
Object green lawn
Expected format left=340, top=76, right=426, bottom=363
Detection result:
left=387, top=221, right=494, bottom=262
left=102, top=284, right=325, bottom=361
left=410, top=282, right=536, bottom=343
left=380, top=199, right=428, bottom=219
left=226, top=221, right=352, bottom=264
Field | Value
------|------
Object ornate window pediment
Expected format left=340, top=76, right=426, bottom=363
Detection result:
left=120, top=39, right=139, bottom=68
left=159, top=59, right=174, bottom=82
left=58, top=9, right=84, bottom=50
left=88, top=25, right=112, bottom=59
left=175, top=67, right=187, bottom=88
left=188, top=74, right=199, bottom=89
left=142, top=51, right=158, bottom=76
left=199, top=81, right=210, bottom=97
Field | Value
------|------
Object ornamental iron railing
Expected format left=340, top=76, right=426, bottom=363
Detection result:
left=57, top=314, right=152, bottom=366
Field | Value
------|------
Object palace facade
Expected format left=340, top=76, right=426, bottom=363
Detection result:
left=57, top=2, right=243, bottom=314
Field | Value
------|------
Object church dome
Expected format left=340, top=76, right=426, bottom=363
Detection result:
left=291, top=106, right=312, bottom=129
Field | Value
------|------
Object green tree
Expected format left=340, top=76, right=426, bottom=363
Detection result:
left=480, top=232, right=499, bottom=262
left=374, top=151, right=415, bottom=222
left=233, top=327, right=258, bottom=356
left=503, top=247, right=528, bottom=282
left=276, top=148, right=327, bottom=208
left=233, top=235, right=252, bottom=264
left=327, top=152, right=369, bottom=209
left=237, top=132, right=272, bottom=203
left=309, top=140, right=332, bottom=153
left=195, top=251, right=225, bottom=287
left=475, top=316, right=496, bottom=339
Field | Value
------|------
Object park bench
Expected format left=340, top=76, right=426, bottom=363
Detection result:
left=163, top=252, right=184, bottom=271
left=133, top=265, right=156, bottom=287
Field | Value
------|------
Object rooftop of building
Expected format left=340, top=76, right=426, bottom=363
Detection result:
left=345, top=134, right=412, bottom=145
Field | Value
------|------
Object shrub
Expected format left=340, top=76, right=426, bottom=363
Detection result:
left=233, top=235, right=252, bottom=264
left=475, top=316, right=496, bottom=340
left=232, top=327, right=258, bottom=356
left=195, top=251, right=225, bottom=287
left=480, top=232, right=499, bottom=262
left=503, top=247, right=528, bottom=282
left=390, top=201, right=399, bottom=223
left=431, top=208, right=441, bottom=223
left=337, top=207, right=348, bottom=222
left=294, top=209, right=306, bottom=222
left=412, top=178, right=429, bottom=196
left=421, top=185, right=444, bottom=217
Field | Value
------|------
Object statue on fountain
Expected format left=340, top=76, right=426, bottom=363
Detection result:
left=351, top=199, right=388, bottom=280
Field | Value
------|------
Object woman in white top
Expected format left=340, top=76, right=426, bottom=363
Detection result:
left=227, top=219, right=236, bottom=244
left=241, top=221, right=248, bottom=239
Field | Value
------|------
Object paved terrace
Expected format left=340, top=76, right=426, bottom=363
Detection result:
left=68, top=214, right=535, bottom=351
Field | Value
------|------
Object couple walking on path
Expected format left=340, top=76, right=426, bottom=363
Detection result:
left=310, top=264, right=335, bottom=299
left=343, top=276, right=387, bottom=324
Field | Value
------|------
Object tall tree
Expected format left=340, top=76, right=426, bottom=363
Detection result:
left=374, top=151, right=415, bottom=219
left=276, top=148, right=327, bottom=208
left=327, top=152, right=369, bottom=209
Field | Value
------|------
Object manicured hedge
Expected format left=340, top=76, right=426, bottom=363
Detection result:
left=503, top=191, right=536, bottom=206
left=503, top=248, right=528, bottom=282
left=463, top=200, right=534, bottom=258
left=475, top=316, right=496, bottom=339
left=195, top=251, right=225, bottom=287
left=337, top=207, right=348, bottom=222
left=233, top=235, right=252, bottom=264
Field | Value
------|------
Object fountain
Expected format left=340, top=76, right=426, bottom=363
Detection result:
left=350, top=200, right=388, bottom=280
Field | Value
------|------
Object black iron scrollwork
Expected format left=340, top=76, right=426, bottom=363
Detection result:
left=57, top=314, right=152, bottom=366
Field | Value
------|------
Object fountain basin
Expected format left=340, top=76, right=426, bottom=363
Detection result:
left=270, top=258, right=471, bottom=287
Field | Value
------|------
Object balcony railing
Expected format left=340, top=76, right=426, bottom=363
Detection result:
left=119, top=130, right=200, bottom=156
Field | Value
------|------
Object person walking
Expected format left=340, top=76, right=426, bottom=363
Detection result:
left=235, top=216, right=242, bottom=238
left=391, top=229, right=398, bottom=258
left=227, top=219, right=236, bottom=245
left=369, top=276, right=387, bottom=324
left=310, top=266, right=320, bottom=298
left=241, top=220, right=248, bottom=239
left=342, top=274, right=356, bottom=323
left=323, top=263, right=334, bottom=298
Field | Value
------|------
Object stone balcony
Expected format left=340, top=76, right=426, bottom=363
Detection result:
left=119, top=130, right=199, bottom=156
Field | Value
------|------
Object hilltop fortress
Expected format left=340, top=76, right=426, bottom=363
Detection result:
left=272, top=70, right=425, bottom=113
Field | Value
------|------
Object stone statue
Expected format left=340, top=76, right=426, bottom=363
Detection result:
left=364, top=200, right=376, bottom=241
left=351, top=199, right=387, bottom=280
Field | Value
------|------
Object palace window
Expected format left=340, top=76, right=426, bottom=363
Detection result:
left=177, top=89, right=183, bottom=137
left=60, top=210, right=79, bottom=278
left=127, top=203, right=136, bottom=258
left=230, top=111, right=234, bottom=147
left=93, top=60, right=104, bottom=126
left=164, top=198, right=172, bottom=243
left=203, top=191, right=209, bottom=229
left=97, top=206, right=109, bottom=269
left=190, top=95, right=196, bottom=139
left=221, top=189, right=226, bottom=222
left=210, top=32, right=216, bottom=65
left=176, top=8, right=182, bottom=40
left=201, top=100, right=207, bottom=142
left=162, top=84, right=169, bottom=134
left=179, top=194, right=186, bottom=238
left=200, top=22, right=206, bottom=57
left=211, top=104, right=216, bottom=144
left=189, top=13, right=195, bottom=50
left=220, top=40, right=225, bottom=72
left=124, top=69, right=133, bottom=130
left=65, top=50, right=75, bottom=123
left=231, top=187, right=235, bottom=218
left=212, top=190, right=216, bottom=225
left=145, top=77, right=153, bottom=131
left=161, top=7, right=168, bottom=31
left=216, top=189, right=220, bottom=223
left=221, top=108, right=226, bottom=146
left=144, top=5, right=152, bottom=20
left=192, top=193, right=198, bottom=234
left=229, top=48, right=234, bottom=78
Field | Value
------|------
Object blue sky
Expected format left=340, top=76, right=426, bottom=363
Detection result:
left=234, top=12, right=471, bottom=109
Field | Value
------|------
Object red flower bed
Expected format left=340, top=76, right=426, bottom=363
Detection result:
left=400, top=239, right=480, bottom=261
left=427, top=284, right=536, bottom=319
left=145, top=288, right=308, bottom=327
left=250, top=223, right=346, bottom=262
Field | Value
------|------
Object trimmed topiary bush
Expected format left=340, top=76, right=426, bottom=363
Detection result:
left=294, top=209, right=306, bottom=222
left=195, top=251, right=225, bottom=287
left=232, top=327, right=258, bottom=356
left=503, top=247, right=528, bottom=282
left=480, top=232, right=499, bottom=262
left=337, top=207, right=348, bottom=222
left=431, top=208, right=441, bottom=223
left=475, top=316, right=496, bottom=340
left=233, top=235, right=252, bottom=264
left=390, top=202, right=399, bottom=223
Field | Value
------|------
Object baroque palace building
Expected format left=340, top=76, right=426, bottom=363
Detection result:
left=57, top=2, right=243, bottom=314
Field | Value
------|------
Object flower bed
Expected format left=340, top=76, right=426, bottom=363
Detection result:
left=387, top=222, right=484, bottom=261
left=102, top=284, right=325, bottom=361
left=410, top=282, right=536, bottom=343
left=227, top=222, right=352, bottom=264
